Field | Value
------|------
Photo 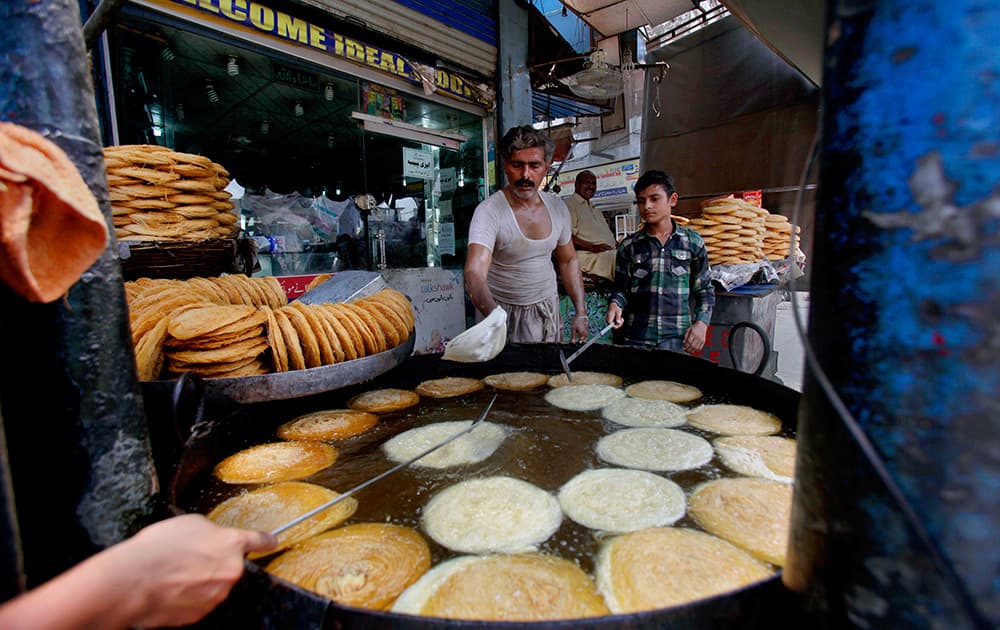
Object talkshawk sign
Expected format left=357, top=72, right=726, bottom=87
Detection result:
left=142, top=0, right=493, bottom=109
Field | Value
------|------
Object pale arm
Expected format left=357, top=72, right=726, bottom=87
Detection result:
left=0, top=514, right=277, bottom=630
left=684, top=320, right=709, bottom=355
left=554, top=241, right=588, bottom=342
left=464, top=243, right=497, bottom=317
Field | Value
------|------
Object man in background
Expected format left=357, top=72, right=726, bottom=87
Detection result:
left=564, top=170, right=616, bottom=282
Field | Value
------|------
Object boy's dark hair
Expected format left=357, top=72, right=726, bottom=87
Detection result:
left=634, top=170, right=677, bottom=196
left=499, top=125, right=555, bottom=163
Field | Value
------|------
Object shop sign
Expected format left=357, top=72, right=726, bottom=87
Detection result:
left=270, top=62, right=319, bottom=91
left=362, top=83, right=405, bottom=121
left=403, top=148, right=433, bottom=180
left=149, top=0, right=492, bottom=109
left=559, top=159, right=641, bottom=199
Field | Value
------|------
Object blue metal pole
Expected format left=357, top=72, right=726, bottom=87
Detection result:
left=786, top=1, right=999, bottom=627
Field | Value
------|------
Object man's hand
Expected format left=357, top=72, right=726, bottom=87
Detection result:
left=606, top=303, right=624, bottom=329
left=571, top=313, right=589, bottom=342
left=684, top=320, right=709, bottom=355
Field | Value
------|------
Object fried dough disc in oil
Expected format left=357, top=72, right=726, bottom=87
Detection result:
left=601, top=397, right=687, bottom=428
left=277, top=409, right=378, bottom=441
left=265, top=523, right=431, bottom=610
left=347, top=388, right=420, bottom=413
left=382, top=421, right=506, bottom=469
left=596, top=428, right=713, bottom=471
left=688, top=477, right=792, bottom=566
left=558, top=469, right=685, bottom=533
left=544, top=384, right=626, bottom=412
left=546, top=371, right=622, bottom=388
left=422, top=476, right=561, bottom=554
left=415, top=376, right=484, bottom=398
left=714, top=435, right=797, bottom=483
left=206, top=481, right=357, bottom=559
left=686, top=404, right=782, bottom=435
left=624, top=380, right=703, bottom=403
left=595, top=527, right=773, bottom=613
left=482, top=371, right=550, bottom=391
left=392, top=554, right=609, bottom=620
left=213, top=441, right=337, bottom=484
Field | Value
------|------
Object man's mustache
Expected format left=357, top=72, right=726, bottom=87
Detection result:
left=514, top=179, right=536, bottom=187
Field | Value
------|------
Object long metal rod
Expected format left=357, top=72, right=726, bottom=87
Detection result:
left=565, top=322, right=615, bottom=365
left=269, top=394, right=498, bottom=537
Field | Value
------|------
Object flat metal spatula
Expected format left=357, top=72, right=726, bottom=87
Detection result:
left=269, top=393, right=498, bottom=537
left=559, top=322, right=615, bottom=383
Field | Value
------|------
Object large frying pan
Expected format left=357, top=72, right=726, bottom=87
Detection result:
left=165, top=343, right=804, bottom=630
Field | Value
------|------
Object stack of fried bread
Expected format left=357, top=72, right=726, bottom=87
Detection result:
left=761, top=213, right=800, bottom=261
left=687, top=197, right=767, bottom=266
left=125, top=275, right=414, bottom=380
left=104, top=144, right=239, bottom=241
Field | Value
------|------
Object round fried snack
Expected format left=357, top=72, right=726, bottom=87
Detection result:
left=368, top=288, right=415, bottom=331
left=265, top=523, right=431, bottom=610
left=277, top=409, right=378, bottom=441
left=688, top=478, right=792, bottom=566
left=330, top=303, right=378, bottom=356
left=595, top=527, right=773, bottom=613
left=290, top=301, right=341, bottom=365
left=206, top=481, right=357, bottom=559
left=422, top=476, right=561, bottom=554
left=167, top=304, right=260, bottom=340
left=601, top=397, right=687, bottom=428
left=415, top=377, right=484, bottom=398
left=483, top=371, right=549, bottom=391
left=544, top=384, right=626, bottom=412
left=322, top=303, right=362, bottom=360
left=316, top=305, right=358, bottom=361
left=596, top=428, right=713, bottom=472
left=382, top=421, right=506, bottom=469
left=714, top=435, right=797, bottom=483
left=273, top=308, right=306, bottom=371
left=392, top=554, right=609, bottom=620
left=213, top=441, right=338, bottom=484
left=262, top=305, right=289, bottom=372
left=282, top=304, right=322, bottom=368
left=547, top=371, right=623, bottom=388
left=347, top=388, right=420, bottom=413
left=624, top=380, right=703, bottom=403
left=686, top=404, right=782, bottom=435
left=558, top=469, right=685, bottom=533
left=341, top=302, right=387, bottom=353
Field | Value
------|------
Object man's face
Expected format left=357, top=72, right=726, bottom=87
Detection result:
left=635, top=184, right=678, bottom=225
left=503, top=147, right=548, bottom=202
left=575, top=174, right=597, bottom=200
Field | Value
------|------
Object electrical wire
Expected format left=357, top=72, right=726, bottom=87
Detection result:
left=789, top=129, right=989, bottom=629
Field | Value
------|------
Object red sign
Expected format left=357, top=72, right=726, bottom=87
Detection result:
left=275, top=274, right=325, bottom=300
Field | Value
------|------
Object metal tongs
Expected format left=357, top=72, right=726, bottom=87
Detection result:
left=269, top=393, right=498, bottom=537
left=559, top=322, right=615, bottom=383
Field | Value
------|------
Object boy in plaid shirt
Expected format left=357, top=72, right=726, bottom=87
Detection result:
left=606, top=170, right=715, bottom=354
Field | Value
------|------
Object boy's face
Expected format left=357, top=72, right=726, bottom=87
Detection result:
left=635, top=183, right=678, bottom=226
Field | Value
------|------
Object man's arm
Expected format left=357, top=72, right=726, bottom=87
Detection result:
left=572, top=234, right=614, bottom=253
left=464, top=243, right=497, bottom=317
left=554, top=241, right=588, bottom=341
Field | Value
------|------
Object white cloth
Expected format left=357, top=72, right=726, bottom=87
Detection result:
left=467, top=190, right=571, bottom=306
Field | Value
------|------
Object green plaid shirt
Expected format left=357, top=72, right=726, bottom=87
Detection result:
left=611, top=222, right=715, bottom=346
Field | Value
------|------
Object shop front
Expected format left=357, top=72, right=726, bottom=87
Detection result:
left=99, top=0, right=493, bottom=276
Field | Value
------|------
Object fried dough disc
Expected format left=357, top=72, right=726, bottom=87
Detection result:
left=595, top=527, right=774, bottom=613
left=134, top=317, right=169, bottom=381
left=422, top=477, right=561, bottom=554
left=624, top=380, right=703, bottom=403
left=323, top=303, right=363, bottom=358
left=382, top=421, right=506, bottom=468
left=415, top=377, right=484, bottom=398
left=166, top=336, right=267, bottom=365
left=596, top=428, right=712, bottom=471
left=167, top=304, right=260, bottom=340
left=330, top=303, right=378, bottom=356
left=344, top=301, right=388, bottom=353
left=206, top=481, right=357, bottom=559
left=483, top=371, right=549, bottom=391
left=316, top=305, right=357, bottom=361
left=347, top=388, right=420, bottom=413
left=277, top=409, right=378, bottom=441
left=165, top=325, right=264, bottom=350
left=543, top=384, right=625, bottom=411
left=714, top=436, right=797, bottom=483
left=369, top=288, right=414, bottom=330
left=273, top=308, right=306, bottom=370
left=558, top=469, right=685, bottom=533
left=265, top=523, right=430, bottom=610
left=304, top=303, right=345, bottom=364
left=213, top=441, right=337, bottom=484
left=360, top=299, right=407, bottom=347
left=546, top=371, right=622, bottom=388
left=303, top=273, right=331, bottom=293
left=688, top=478, right=792, bottom=566
left=262, top=306, right=288, bottom=372
left=282, top=305, right=322, bottom=368
left=392, top=554, right=609, bottom=620
left=601, top=397, right=687, bottom=427
left=686, top=404, right=782, bottom=435
left=289, top=302, right=337, bottom=365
